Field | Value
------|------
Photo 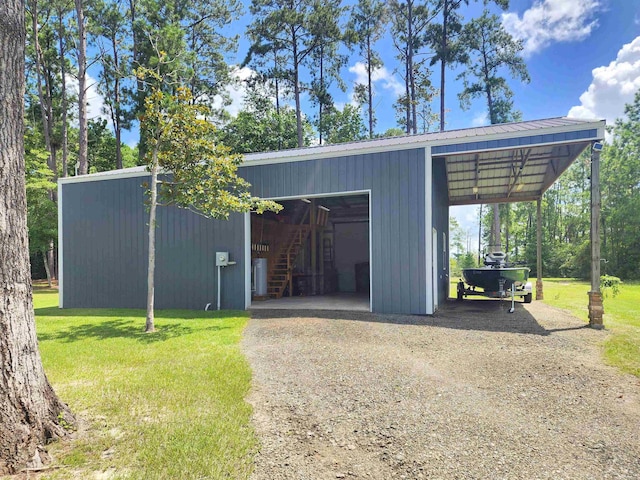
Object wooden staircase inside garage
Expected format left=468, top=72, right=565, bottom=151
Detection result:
left=267, top=223, right=312, bottom=298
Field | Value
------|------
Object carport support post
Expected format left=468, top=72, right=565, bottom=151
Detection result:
left=588, top=144, right=604, bottom=328
left=311, top=199, right=317, bottom=295
left=536, top=198, right=543, bottom=300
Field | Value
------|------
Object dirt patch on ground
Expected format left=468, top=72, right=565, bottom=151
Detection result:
left=242, top=299, right=640, bottom=479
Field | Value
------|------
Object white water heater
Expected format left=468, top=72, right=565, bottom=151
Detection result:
left=253, top=258, right=268, bottom=296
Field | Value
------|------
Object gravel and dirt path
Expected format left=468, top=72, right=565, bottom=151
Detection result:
left=242, top=300, right=640, bottom=480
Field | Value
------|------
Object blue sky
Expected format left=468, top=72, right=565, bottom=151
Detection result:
left=220, top=0, right=640, bottom=134
left=86, top=0, right=640, bottom=238
left=221, top=0, right=639, bottom=237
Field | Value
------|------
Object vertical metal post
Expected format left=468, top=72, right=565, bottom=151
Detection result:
left=217, top=265, right=221, bottom=311
left=536, top=198, right=543, bottom=300
left=310, top=199, right=317, bottom=295
left=478, top=204, right=483, bottom=265
left=589, top=144, right=604, bottom=328
left=319, top=230, right=325, bottom=295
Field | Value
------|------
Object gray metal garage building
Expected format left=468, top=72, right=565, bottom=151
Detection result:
left=58, top=117, right=605, bottom=315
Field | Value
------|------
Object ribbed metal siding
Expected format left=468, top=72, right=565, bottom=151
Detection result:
left=431, top=128, right=598, bottom=155
left=61, top=176, right=245, bottom=310
left=432, top=157, right=450, bottom=305
left=241, top=148, right=427, bottom=315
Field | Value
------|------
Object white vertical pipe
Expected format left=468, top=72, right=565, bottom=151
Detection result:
left=217, top=265, right=221, bottom=310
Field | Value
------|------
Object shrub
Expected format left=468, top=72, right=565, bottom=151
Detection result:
left=601, top=275, right=622, bottom=298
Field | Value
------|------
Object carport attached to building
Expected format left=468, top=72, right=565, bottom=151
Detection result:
left=58, top=117, right=606, bottom=320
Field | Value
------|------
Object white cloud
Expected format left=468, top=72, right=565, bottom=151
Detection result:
left=211, top=66, right=256, bottom=117
left=348, top=62, right=405, bottom=98
left=502, top=0, right=602, bottom=56
left=568, top=36, right=640, bottom=131
left=471, top=111, right=489, bottom=127
left=67, top=73, right=111, bottom=126
left=85, top=79, right=108, bottom=122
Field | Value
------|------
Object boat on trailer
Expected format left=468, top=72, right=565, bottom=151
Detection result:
left=457, top=252, right=533, bottom=307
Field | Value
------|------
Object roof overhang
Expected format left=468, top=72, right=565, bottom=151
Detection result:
left=241, top=116, right=605, bottom=207
left=59, top=117, right=605, bottom=205
left=443, top=138, right=598, bottom=206
left=242, top=117, right=605, bottom=168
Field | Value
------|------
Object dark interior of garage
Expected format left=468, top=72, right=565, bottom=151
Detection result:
left=250, top=194, right=370, bottom=302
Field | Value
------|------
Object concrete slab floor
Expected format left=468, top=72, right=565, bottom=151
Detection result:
left=250, top=292, right=370, bottom=312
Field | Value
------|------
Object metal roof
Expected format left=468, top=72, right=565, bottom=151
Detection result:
left=444, top=139, right=596, bottom=205
left=243, top=117, right=605, bottom=166
left=61, top=116, right=605, bottom=207
left=243, top=116, right=605, bottom=206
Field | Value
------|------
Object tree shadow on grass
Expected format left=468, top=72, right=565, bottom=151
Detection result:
left=35, top=306, right=247, bottom=320
left=37, top=319, right=199, bottom=344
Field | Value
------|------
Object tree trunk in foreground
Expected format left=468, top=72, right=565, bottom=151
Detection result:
left=0, top=0, right=75, bottom=474
left=145, top=153, right=159, bottom=333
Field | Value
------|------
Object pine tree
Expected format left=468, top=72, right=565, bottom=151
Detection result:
left=457, top=9, right=529, bottom=125
left=247, top=0, right=338, bottom=147
left=347, top=0, right=388, bottom=138
left=389, top=0, right=436, bottom=134
left=426, top=0, right=509, bottom=131
left=458, top=9, right=529, bottom=250
left=0, top=0, right=75, bottom=472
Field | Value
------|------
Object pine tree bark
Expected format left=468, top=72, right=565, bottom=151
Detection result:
left=30, top=0, right=57, bottom=179
left=292, top=28, right=303, bottom=148
left=366, top=34, right=374, bottom=139
left=439, top=0, right=448, bottom=132
left=490, top=203, right=501, bottom=252
left=57, top=10, right=69, bottom=177
left=75, top=0, right=89, bottom=175
left=0, top=0, right=75, bottom=473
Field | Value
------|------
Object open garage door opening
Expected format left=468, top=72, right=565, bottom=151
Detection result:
left=249, top=193, right=371, bottom=312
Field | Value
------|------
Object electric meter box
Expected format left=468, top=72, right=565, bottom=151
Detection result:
left=216, top=252, right=229, bottom=266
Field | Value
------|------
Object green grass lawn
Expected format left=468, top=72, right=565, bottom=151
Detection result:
left=33, top=288, right=255, bottom=479
left=449, top=277, right=640, bottom=377
left=542, top=278, right=640, bottom=377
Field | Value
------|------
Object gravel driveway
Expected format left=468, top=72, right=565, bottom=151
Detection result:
left=242, top=300, right=640, bottom=479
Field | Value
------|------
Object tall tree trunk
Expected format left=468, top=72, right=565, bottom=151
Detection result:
left=0, top=1, right=74, bottom=473
left=42, top=251, right=52, bottom=288
left=291, top=25, right=303, bottom=149
left=31, top=0, right=56, bottom=177
left=46, top=240, right=55, bottom=283
left=58, top=12, right=69, bottom=177
left=292, top=31, right=303, bottom=148
left=408, top=0, right=417, bottom=134
left=318, top=48, right=324, bottom=145
left=505, top=203, right=510, bottom=255
left=439, top=0, right=448, bottom=132
left=145, top=151, right=159, bottom=333
left=274, top=54, right=282, bottom=150
left=366, top=33, right=373, bottom=138
left=75, top=0, right=88, bottom=175
left=404, top=57, right=410, bottom=134
left=129, top=0, right=146, bottom=162
left=112, top=31, right=123, bottom=169
left=294, top=65, right=302, bottom=147
left=490, top=203, right=501, bottom=252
